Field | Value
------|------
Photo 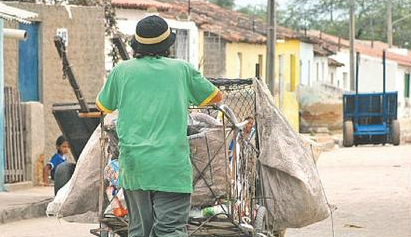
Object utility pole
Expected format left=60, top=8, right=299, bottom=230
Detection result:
left=387, top=0, right=393, bottom=48
left=349, top=0, right=355, bottom=91
left=266, top=0, right=276, bottom=96
left=188, top=0, right=191, bottom=16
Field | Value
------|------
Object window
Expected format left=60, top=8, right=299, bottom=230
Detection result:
left=169, top=29, right=189, bottom=61
left=331, top=72, right=334, bottom=85
left=203, top=32, right=226, bottom=78
left=237, top=52, right=243, bottom=78
left=405, top=73, right=410, bottom=98
left=316, top=62, right=319, bottom=81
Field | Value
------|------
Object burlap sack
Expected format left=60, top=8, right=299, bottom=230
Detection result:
left=189, top=129, right=229, bottom=207
left=255, top=79, right=329, bottom=230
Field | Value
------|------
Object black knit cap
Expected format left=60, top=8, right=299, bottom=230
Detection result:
left=130, top=15, right=176, bottom=54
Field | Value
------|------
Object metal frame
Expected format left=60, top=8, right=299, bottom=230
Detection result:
left=91, top=78, right=272, bottom=237
left=343, top=50, right=399, bottom=145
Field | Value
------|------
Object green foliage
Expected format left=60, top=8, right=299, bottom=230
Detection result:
left=279, top=0, right=411, bottom=49
left=237, top=4, right=267, bottom=20
left=209, top=0, right=235, bottom=10
left=235, top=0, right=411, bottom=49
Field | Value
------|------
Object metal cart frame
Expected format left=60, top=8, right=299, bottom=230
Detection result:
left=90, top=79, right=274, bottom=237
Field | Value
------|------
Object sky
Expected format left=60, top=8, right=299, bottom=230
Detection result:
left=235, top=0, right=288, bottom=9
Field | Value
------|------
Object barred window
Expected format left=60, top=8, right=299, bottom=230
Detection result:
left=169, top=28, right=189, bottom=61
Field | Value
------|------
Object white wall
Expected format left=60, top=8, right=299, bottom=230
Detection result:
left=299, top=42, right=314, bottom=86
left=328, top=66, right=337, bottom=86
left=357, top=54, right=397, bottom=93
left=397, top=66, right=411, bottom=118
left=313, top=55, right=329, bottom=85
left=111, top=9, right=199, bottom=69
left=330, top=50, right=350, bottom=90
left=330, top=50, right=399, bottom=93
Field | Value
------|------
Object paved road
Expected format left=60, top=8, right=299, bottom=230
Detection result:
left=0, top=145, right=410, bottom=237
left=287, top=144, right=411, bottom=237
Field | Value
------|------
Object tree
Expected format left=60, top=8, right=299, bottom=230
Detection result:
left=278, top=0, right=411, bottom=49
left=237, top=4, right=267, bottom=20
left=209, top=0, right=235, bottom=10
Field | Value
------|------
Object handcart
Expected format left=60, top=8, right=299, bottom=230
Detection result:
left=342, top=51, right=400, bottom=147
left=90, top=79, right=278, bottom=237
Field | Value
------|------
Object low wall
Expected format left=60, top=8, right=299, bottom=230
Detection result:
left=22, top=102, right=45, bottom=185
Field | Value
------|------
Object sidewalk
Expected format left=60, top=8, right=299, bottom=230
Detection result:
left=0, top=186, right=53, bottom=224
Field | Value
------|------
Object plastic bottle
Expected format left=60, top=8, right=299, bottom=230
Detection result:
left=201, top=204, right=229, bottom=218
left=189, top=208, right=203, bottom=218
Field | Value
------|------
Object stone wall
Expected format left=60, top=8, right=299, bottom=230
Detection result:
left=3, top=3, right=105, bottom=161
left=298, top=84, right=343, bottom=133
left=3, top=20, right=18, bottom=88
left=203, top=31, right=226, bottom=78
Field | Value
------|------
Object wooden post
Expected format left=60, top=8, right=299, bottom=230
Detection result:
left=349, top=0, right=356, bottom=92
left=266, top=0, right=276, bottom=96
left=0, top=19, right=5, bottom=190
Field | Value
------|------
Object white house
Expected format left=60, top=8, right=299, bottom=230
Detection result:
left=107, top=0, right=199, bottom=71
left=299, top=42, right=314, bottom=86
left=307, top=30, right=411, bottom=119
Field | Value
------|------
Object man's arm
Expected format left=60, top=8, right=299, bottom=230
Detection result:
left=187, top=63, right=223, bottom=107
left=205, top=91, right=223, bottom=106
left=96, top=67, right=119, bottom=113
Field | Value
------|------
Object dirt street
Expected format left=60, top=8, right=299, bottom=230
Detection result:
left=0, top=145, right=409, bottom=237
left=0, top=217, right=97, bottom=237
left=287, top=144, right=411, bottom=237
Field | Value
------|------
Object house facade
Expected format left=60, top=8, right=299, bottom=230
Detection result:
left=111, top=0, right=312, bottom=131
left=307, top=31, right=411, bottom=119
left=3, top=2, right=106, bottom=166
left=0, top=3, right=37, bottom=190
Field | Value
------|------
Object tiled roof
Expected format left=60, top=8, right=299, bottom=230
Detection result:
left=307, top=30, right=411, bottom=68
left=328, top=58, right=344, bottom=67
left=0, top=2, right=37, bottom=24
left=313, top=43, right=336, bottom=56
left=112, top=0, right=312, bottom=44
left=112, top=0, right=172, bottom=11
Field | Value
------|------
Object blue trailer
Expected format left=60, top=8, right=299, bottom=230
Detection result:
left=342, top=51, right=400, bottom=147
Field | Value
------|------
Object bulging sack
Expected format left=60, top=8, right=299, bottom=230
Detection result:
left=50, top=113, right=117, bottom=218
left=254, top=79, right=329, bottom=230
left=189, top=128, right=228, bottom=207
left=58, top=126, right=101, bottom=216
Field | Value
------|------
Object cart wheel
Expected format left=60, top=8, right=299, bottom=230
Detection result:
left=54, top=162, right=75, bottom=195
left=254, top=206, right=266, bottom=236
left=343, top=121, right=354, bottom=147
left=391, top=120, right=400, bottom=146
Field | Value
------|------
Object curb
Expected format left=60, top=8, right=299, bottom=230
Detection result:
left=0, top=197, right=52, bottom=224
left=4, top=182, right=33, bottom=192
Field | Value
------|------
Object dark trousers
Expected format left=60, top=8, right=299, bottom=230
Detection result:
left=124, top=190, right=191, bottom=237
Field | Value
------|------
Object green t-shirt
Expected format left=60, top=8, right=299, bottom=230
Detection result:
left=96, top=56, right=218, bottom=193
